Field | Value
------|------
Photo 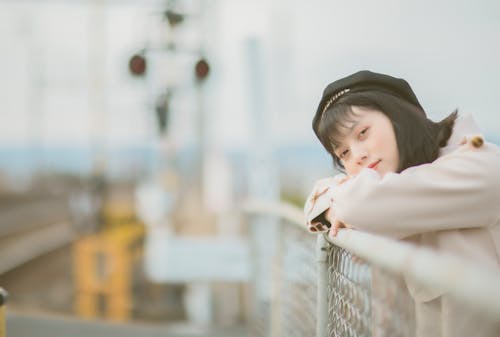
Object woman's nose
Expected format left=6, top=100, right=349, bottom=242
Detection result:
left=352, top=147, right=368, bottom=165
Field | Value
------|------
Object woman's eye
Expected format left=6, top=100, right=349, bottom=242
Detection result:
left=339, top=149, right=349, bottom=159
left=359, top=127, right=369, bottom=139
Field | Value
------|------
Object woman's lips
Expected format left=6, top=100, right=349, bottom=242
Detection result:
left=368, top=160, right=381, bottom=169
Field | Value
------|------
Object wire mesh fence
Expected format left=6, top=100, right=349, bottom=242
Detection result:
left=280, top=222, right=317, bottom=337
left=327, top=244, right=371, bottom=337
left=325, top=239, right=500, bottom=337
left=327, top=244, right=416, bottom=337
left=248, top=213, right=316, bottom=337
left=245, top=201, right=500, bottom=337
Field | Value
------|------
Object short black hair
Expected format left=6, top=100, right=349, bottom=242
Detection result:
left=313, top=90, right=457, bottom=172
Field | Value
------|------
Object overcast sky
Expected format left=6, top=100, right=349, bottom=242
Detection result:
left=1, top=0, right=499, bottom=150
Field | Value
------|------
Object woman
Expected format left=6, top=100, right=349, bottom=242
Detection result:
left=304, top=70, right=500, bottom=337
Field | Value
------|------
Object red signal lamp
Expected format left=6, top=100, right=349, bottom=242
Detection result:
left=194, top=58, right=210, bottom=81
left=129, top=54, right=147, bottom=77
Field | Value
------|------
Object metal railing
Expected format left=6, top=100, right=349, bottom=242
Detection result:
left=320, top=230, right=500, bottom=337
left=244, top=200, right=500, bottom=337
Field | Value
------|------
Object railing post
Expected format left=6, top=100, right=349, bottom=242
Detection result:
left=316, top=234, right=329, bottom=337
left=0, top=287, right=7, bottom=337
left=270, top=223, right=283, bottom=337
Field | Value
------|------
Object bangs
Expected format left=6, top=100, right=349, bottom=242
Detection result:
left=316, top=104, right=360, bottom=153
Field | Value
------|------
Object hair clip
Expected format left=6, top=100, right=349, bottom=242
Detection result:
left=321, top=88, right=351, bottom=116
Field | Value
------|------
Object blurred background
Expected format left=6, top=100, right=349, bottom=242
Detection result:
left=0, top=0, right=499, bottom=334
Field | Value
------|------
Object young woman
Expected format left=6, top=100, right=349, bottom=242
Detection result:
left=304, top=70, right=500, bottom=336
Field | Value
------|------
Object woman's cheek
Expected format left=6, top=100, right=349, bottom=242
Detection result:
left=344, top=163, right=357, bottom=176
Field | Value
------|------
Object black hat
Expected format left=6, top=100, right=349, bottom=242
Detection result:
left=316, top=70, right=425, bottom=120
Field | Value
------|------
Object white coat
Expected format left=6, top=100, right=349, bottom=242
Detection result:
left=305, top=114, right=500, bottom=337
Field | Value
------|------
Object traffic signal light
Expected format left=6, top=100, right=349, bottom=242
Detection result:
left=165, top=10, right=184, bottom=27
left=129, top=54, right=147, bottom=77
left=194, top=58, right=209, bottom=82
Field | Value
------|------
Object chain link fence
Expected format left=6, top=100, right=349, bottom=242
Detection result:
left=322, top=232, right=500, bottom=337
left=326, top=244, right=416, bottom=337
left=327, top=245, right=371, bottom=337
left=280, top=222, right=317, bottom=337
left=245, top=202, right=317, bottom=337
left=245, top=201, right=500, bottom=337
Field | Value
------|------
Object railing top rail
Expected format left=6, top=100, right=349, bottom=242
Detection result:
left=241, top=199, right=306, bottom=232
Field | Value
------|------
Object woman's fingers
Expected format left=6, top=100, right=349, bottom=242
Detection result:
left=328, top=219, right=348, bottom=238
left=329, top=225, right=338, bottom=238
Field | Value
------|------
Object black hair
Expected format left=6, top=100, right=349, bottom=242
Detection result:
left=312, top=91, right=457, bottom=172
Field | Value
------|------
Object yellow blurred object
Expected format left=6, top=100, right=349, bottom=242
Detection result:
left=102, top=200, right=136, bottom=227
left=73, top=224, right=144, bottom=321
left=0, top=306, right=4, bottom=337
left=0, top=287, right=7, bottom=337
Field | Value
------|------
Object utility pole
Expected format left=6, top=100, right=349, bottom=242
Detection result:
left=88, top=0, right=108, bottom=176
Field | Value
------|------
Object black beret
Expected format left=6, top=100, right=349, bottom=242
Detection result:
left=316, top=70, right=425, bottom=120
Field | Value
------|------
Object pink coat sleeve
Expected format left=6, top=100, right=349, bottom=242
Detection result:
left=330, top=141, right=500, bottom=239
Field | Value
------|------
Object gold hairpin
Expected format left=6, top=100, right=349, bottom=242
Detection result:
left=321, top=88, right=351, bottom=116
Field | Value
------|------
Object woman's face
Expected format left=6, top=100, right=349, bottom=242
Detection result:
left=333, top=106, right=399, bottom=177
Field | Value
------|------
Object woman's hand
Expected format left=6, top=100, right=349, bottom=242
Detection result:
left=304, top=174, right=350, bottom=233
left=326, top=206, right=351, bottom=237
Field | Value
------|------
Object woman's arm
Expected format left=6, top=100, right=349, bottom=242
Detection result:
left=330, top=141, right=500, bottom=239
